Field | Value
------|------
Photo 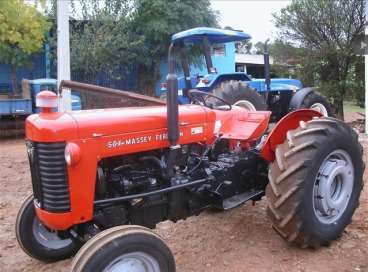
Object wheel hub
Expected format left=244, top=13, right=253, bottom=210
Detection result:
left=313, top=150, right=354, bottom=224
left=233, top=100, right=256, bottom=111
left=310, top=103, right=328, bottom=116
left=104, top=252, right=160, bottom=272
left=32, top=217, right=72, bottom=249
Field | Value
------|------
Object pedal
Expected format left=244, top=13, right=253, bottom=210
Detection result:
left=222, top=190, right=263, bottom=210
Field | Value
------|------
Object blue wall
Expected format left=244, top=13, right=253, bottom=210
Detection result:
left=0, top=51, right=47, bottom=93
left=70, top=67, right=138, bottom=91
left=1, top=42, right=236, bottom=96
left=155, top=42, right=236, bottom=93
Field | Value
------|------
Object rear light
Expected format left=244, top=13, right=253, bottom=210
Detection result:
left=36, top=91, right=58, bottom=112
left=201, top=79, right=210, bottom=84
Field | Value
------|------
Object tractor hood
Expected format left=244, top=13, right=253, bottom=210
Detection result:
left=26, top=112, right=78, bottom=142
left=26, top=104, right=271, bottom=148
left=71, top=105, right=208, bottom=139
left=26, top=105, right=209, bottom=142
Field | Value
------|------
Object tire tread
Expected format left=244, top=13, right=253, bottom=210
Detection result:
left=266, top=117, right=363, bottom=248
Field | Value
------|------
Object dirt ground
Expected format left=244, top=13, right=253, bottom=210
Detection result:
left=1, top=132, right=368, bottom=272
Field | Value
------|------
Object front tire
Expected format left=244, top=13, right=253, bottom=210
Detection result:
left=299, top=91, right=333, bottom=117
left=15, top=195, right=80, bottom=262
left=72, top=225, right=176, bottom=272
left=210, top=80, right=267, bottom=111
left=266, top=117, right=364, bottom=248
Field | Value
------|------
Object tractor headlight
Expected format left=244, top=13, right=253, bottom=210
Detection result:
left=65, top=143, right=81, bottom=166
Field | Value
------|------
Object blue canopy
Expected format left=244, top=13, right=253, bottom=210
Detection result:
left=171, top=27, right=251, bottom=44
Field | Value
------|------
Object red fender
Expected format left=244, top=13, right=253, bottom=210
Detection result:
left=260, top=109, right=322, bottom=162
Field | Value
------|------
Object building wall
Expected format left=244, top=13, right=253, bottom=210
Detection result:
left=235, top=53, right=274, bottom=78
left=0, top=52, right=47, bottom=93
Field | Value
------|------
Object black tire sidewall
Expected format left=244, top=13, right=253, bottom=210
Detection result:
left=301, top=92, right=333, bottom=116
left=300, top=128, right=363, bottom=242
left=16, top=195, right=79, bottom=262
left=232, top=91, right=268, bottom=111
left=81, top=233, right=175, bottom=272
left=211, top=80, right=267, bottom=110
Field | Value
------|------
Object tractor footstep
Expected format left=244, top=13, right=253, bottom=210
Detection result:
left=222, top=190, right=263, bottom=210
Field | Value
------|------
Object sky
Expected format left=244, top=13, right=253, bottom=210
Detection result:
left=32, top=0, right=291, bottom=43
left=210, top=0, right=291, bottom=43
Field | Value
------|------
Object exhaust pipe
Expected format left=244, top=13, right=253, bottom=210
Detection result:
left=166, top=43, right=180, bottom=177
left=263, top=39, right=271, bottom=104
left=166, top=43, right=179, bottom=146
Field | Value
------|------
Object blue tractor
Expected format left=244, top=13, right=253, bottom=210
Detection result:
left=0, top=78, right=81, bottom=136
left=158, top=27, right=332, bottom=121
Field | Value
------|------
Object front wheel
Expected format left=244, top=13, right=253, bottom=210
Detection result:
left=299, top=91, right=333, bottom=117
left=15, top=195, right=80, bottom=262
left=266, top=117, right=364, bottom=248
left=72, top=225, right=176, bottom=272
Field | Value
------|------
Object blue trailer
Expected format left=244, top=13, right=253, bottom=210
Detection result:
left=0, top=78, right=81, bottom=136
left=159, top=27, right=332, bottom=121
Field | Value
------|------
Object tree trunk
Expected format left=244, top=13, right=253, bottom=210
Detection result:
left=137, top=64, right=157, bottom=97
left=334, top=99, right=344, bottom=120
left=10, top=65, right=19, bottom=95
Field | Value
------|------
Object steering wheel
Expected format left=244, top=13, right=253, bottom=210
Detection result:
left=188, top=89, right=232, bottom=111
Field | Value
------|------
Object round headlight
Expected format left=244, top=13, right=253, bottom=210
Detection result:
left=64, top=143, right=81, bottom=166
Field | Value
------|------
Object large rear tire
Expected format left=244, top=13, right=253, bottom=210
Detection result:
left=15, top=195, right=80, bottom=262
left=210, top=80, right=267, bottom=111
left=266, top=117, right=364, bottom=248
left=72, top=225, right=175, bottom=272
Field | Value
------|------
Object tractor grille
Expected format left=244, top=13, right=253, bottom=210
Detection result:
left=26, top=141, right=71, bottom=213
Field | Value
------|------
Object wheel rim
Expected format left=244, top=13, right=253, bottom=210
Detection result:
left=233, top=100, right=256, bottom=111
left=310, top=103, right=328, bottom=116
left=313, top=149, right=354, bottom=224
left=103, top=252, right=160, bottom=272
left=32, top=217, right=73, bottom=249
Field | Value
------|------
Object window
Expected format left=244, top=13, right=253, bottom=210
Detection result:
left=212, top=44, right=226, bottom=56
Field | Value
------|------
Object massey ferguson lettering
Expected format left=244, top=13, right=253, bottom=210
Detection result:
left=107, top=136, right=152, bottom=148
left=107, top=131, right=185, bottom=149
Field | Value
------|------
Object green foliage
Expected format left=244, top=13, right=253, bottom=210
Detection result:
left=69, top=1, right=143, bottom=82
left=351, top=57, right=364, bottom=106
left=253, top=41, right=265, bottom=55
left=235, top=40, right=252, bottom=54
left=273, top=0, right=365, bottom=119
left=0, top=0, right=50, bottom=92
left=67, top=0, right=218, bottom=94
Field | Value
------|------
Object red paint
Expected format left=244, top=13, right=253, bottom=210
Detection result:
left=27, top=104, right=272, bottom=230
left=260, top=109, right=322, bottom=162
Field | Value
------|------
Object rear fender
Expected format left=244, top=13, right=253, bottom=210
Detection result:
left=260, top=109, right=322, bottom=162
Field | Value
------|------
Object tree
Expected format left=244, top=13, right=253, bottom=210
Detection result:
left=68, top=0, right=218, bottom=95
left=274, top=0, right=365, bottom=119
left=253, top=41, right=266, bottom=54
left=0, top=0, right=50, bottom=93
left=65, top=0, right=144, bottom=84
left=235, top=40, right=252, bottom=54
left=127, top=0, right=218, bottom=94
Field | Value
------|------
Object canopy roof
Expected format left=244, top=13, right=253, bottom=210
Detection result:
left=171, top=27, right=251, bottom=44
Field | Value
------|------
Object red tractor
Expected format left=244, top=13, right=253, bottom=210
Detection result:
left=16, top=40, right=363, bottom=272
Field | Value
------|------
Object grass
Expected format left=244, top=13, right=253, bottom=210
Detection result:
left=343, top=101, right=364, bottom=114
